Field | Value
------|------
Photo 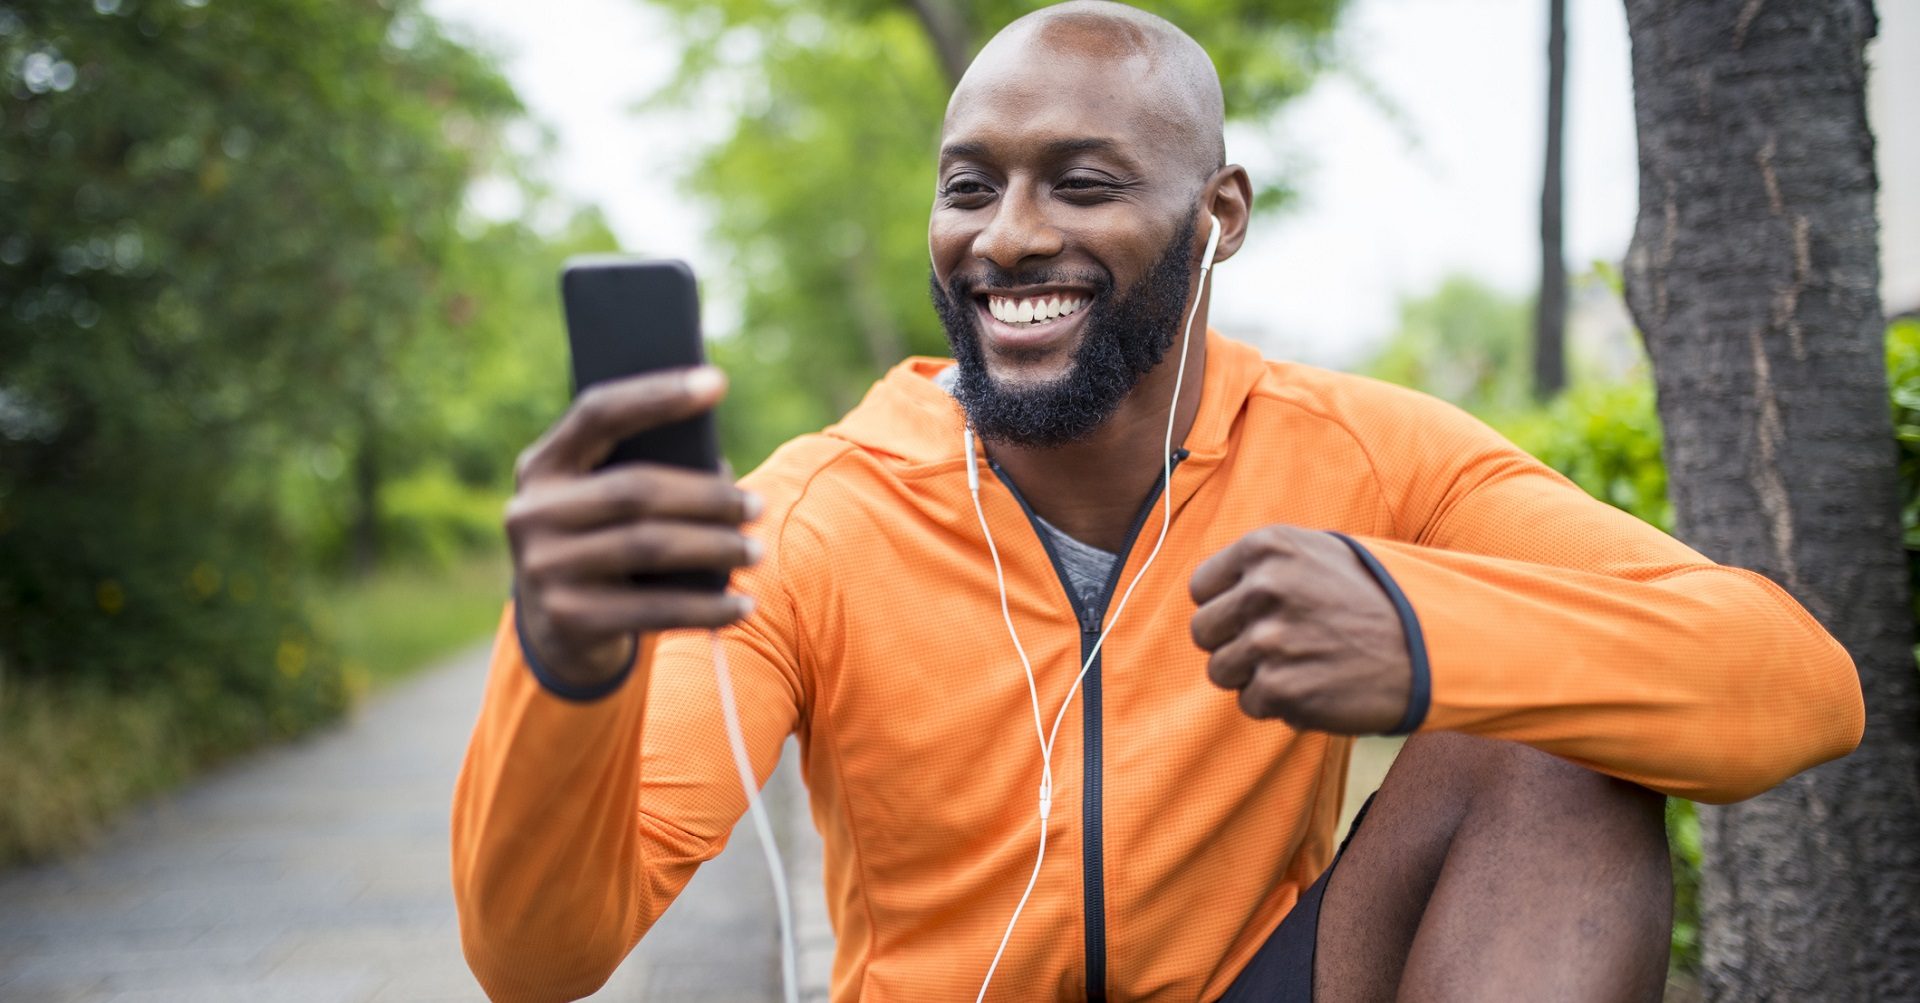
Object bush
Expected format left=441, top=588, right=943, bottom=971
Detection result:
left=0, top=0, right=527, bottom=864
left=1885, top=317, right=1920, bottom=625
left=1496, top=377, right=1672, bottom=532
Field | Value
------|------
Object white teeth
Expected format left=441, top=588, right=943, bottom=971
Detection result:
left=986, top=294, right=1089, bottom=326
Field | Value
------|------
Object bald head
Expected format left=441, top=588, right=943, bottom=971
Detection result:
left=948, top=1, right=1226, bottom=177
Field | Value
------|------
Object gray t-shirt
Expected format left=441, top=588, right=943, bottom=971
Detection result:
left=1033, top=515, right=1119, bottom=612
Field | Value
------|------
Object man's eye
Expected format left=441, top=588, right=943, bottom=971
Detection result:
left=941, top=179, right=992, bottom=199
left=1056, top=176, right=1123, bottom=198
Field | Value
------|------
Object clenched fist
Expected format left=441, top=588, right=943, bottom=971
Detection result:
left=1189, top=526, right=1411, bottom=734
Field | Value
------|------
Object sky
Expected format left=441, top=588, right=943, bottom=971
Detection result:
left=423, top=0, right=1642, bottom=369
left=1218, top=0, right=1638, bottom=365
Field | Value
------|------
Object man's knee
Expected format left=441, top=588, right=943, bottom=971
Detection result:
left=1393, top=731, right=1666, bottom=839
left=1320, top=735, right=1673, bottom=1002
left=1416, top=732, right=1675, bottom=950
left=1385, top=735, right=1671, bottom=999
left=1377, top=732, right=1673, bottom=927
left=1456, top=734, right=1667, bottom=851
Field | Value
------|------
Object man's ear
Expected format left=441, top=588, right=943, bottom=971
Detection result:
left=1202, top=166, right=1254, bottom=265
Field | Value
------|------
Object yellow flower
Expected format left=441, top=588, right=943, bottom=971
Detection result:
left=275, top=639, right=307, bottom=679
left=189, top=562, right=221, bottom=600
left=96, top=579, right=125, bottom=615
left=343, top=659, right=371, bottom=701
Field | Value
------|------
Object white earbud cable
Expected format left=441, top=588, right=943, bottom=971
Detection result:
left=711, top=631, right=801, bottom=1003
left=971, top=215, right=1219, bottom=1001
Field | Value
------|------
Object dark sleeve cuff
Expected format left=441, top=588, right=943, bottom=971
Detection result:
left=1326, top=532, right=1431, bottom=736
left=512, top=585, right=638, bottom=703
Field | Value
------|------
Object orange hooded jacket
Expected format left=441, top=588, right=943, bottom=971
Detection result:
left=451, top=333, right=1863, bottom=1001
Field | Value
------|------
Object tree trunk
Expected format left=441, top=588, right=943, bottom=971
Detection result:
left=1621, top=1, right=1920, bottom=996
left=902, top=0, right=974, bottom=86
left=1534, top=0, right=1568, bottom=400
left=846, top=244, right=908, bottom=371
left=350, top=407, right=381, bottom=577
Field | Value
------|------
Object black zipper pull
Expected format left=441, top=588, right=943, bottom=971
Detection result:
left=1081, top=613, right=1101, bottom=635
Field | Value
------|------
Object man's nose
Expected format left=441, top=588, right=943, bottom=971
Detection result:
left=971, top=187, right=1064, bottom=270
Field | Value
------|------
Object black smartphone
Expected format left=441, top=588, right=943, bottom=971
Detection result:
left=560, top=256, right=728, bottom=593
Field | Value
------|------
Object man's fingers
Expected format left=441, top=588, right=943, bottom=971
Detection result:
left=521, top=367, right=727, bottom=482
left=1238, top=679, right=1282, bottom=720
left=1189, top=578, right=1280, bottom=651
left=523, top=521, right=761, bottom=584
left=1203, top=618, right=1285, bottom=690
left=542, top=584, right=754, bottom=638
left=1190, top=525, right=1313, bottom=606
left=1188, top=534, right=1254, bottom=606
left=507, top=465, right=759, bottom=539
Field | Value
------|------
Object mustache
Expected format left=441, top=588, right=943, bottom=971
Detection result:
left=945, top=263, right=1112, bottom=298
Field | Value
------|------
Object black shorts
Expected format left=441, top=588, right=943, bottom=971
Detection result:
left=1215, top=794, right=1376, bottom=1003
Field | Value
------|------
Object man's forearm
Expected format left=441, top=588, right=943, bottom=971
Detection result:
left=451, top=603, right=658, bottom=1001
left=1355, top=537, right=1863, bottom=803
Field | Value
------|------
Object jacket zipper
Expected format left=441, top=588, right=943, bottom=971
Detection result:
left=986, top=450, right=1187, bottom=1002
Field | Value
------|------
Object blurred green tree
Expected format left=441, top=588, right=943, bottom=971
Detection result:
left=1364, top=274, right=1533, bottom=415
left=0, top=0, right=562, bottom=711
left=641, top=0, right=1348, bottom=466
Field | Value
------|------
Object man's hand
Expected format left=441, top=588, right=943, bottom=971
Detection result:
left=1189, top=526, right=1410, bottom=734
left=506, top=366, right=761, bottom=689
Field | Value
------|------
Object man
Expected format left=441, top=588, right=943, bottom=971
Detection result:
left=452, top=3, right=1864, bottom=1000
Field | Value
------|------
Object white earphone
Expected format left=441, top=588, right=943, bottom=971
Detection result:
left=968, top=212, right=1220, bottom=1001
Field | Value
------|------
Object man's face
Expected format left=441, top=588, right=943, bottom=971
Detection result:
left=928, top=39, right=1204, bottom=446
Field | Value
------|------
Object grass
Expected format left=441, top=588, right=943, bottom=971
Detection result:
left=309, top=549, right=512, bottom=694
left=0, top=678, right=194, bottom=864
left=0, top=550, right=512, bottom=867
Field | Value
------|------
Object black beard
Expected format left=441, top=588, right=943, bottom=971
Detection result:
left=929, top=214, right=1198, bottom=448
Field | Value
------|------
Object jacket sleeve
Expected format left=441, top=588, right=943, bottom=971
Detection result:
left=1336, top=383, right=1863, bottom=804
left=449, top=572, right=805, bottom=1000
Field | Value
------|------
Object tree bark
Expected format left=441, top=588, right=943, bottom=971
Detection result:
left=902, top=0, right=974, bottom=86
left=1621, top=1, right=1920, bottom=997
left=1535, top=0, right=1568, bottom=400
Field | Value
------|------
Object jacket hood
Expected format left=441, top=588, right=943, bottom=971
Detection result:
left=820, top=330, right=1271, bottom=469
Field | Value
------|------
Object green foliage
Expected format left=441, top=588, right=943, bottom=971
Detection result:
left=268, top=210, right=613, bottom=570
left=0, top=1, right=589, bottom=857
left=1368, top=275, right=1534, bottom=417
left=1665, top=795, right=1703, bottom=974
left=1496, top=377, right=1672, bottom=532
left=1886, top=317, right=1920, bottom=625
left=3, top=0, right=491, bottom=684
left=0, top=676, right=191, bottom=865
left=310, top=550, right=511, bottom=692
left=646, top=0, right=1348, bottom=468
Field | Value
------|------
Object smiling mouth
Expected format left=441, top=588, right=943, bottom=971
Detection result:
left=981, top=292, right=1090, bottom=327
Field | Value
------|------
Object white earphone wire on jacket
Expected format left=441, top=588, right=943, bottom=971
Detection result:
left=969, top=212, right=1220, bottom=1001
left=710, top=632, right=800, bottom=1003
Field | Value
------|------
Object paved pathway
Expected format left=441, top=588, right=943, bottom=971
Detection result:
left=0, top=643, right=1397, bottom=1003
left=0, top=644, right=829, bottom=1003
